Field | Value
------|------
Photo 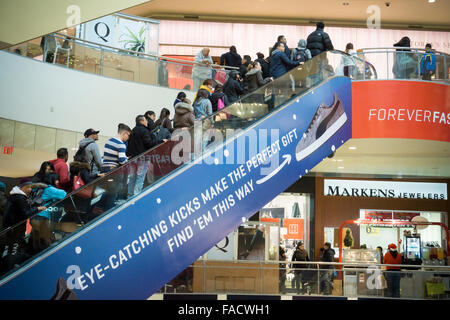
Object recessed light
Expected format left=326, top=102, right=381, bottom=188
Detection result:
left=348, top=146, right=357, bottom=150
left=428, top=0, right=435, bottom=3
left=338, top=166, right=345, bottom=169
left=343, top=2, right=349, bottom=5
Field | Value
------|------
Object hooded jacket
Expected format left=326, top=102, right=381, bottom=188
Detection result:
left=2, top=186, right=39, bottom=229
left=224, top=71, right=245, bottom=104
left=127, top=123, right=160, bottom=158
left=245, top=68, right=271, bottom=92
left=306, top=28, right=334, bottom=57
left=78, top=138, right=102, bottom=175
left=291, top=39, right=312, bottom=62
left=269, top=49, right=299, bottom=79
left=384, top=250, right=402, bottom=270
left=36, top=186, right=67, bottom=219
left=319, top=247, right=335, bottom=269
left=173, top=102, right=195, bottom=129
left=50, top=158, right=70, bottom=190
left=193, top=97, right=213, bottom=120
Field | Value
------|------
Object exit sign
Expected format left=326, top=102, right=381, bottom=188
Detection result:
left=3, top=146, right=13, bottom=155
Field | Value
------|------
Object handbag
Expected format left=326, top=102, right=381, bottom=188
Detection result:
left=73, top=172, right=93, bottom=199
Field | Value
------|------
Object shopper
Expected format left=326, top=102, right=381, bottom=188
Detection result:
left=193, top=79, right=214, bottom=101
left=50, top=148, right=70, bottom=191
left=78, top=128, right=103, bottom=175
left=419, top=43, right=436, bottom=81
left=173, top=92, right=187, bottom=109
left=173, top=98, right=195, bottom=130
left=392, top=36, right=416, bottom=79
left=270, top=35, right=291, bottom=58
left=291, top=39, right=312, bottom=63
left=93, top=124, right=131, bottom=213
left=291, top=241, right=310, bottom=294
left=192, top=48, right=213, bottom=92
left=2, top=182, right=46, bottom=258
left=318, top=242, right=335, bottom=295
left=193, top=89, right=213, bottom=120
left=246, top=61, right=273, bottom=93
left=384, top=243, right=402, bottom=298
left=144, top=111, right=156, bottom=131
left=223, top=70, right=245, bottom=104
left=336, top=43, right=357, bottom=78
left=376, top=246, right=384, bottom=264
left=158, top=58, right=169, bottom=87
left=279, top=245, right=287, bottom=294
left=30, top=173, right=66, bottom=252
left=220, top=46, right=242, bottom=68
left=31, top=161, right=54, bottom=184
left=127, top=116, right=161, bottom=198
left=154, top=108, right=174, bottom=133
left=255, top=52, right=270, bottom=79
left=269, top=42, right=300, bottom=79
left=306, top=21, right=334, bottom=57
left=210, top=83, right=229, bottom=113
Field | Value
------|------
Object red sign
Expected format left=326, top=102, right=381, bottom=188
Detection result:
left=283, top=218, right=304, bottom=239
left=3, top=146, right=13, bottom=155
left=352, top=81, right=450, bottom=142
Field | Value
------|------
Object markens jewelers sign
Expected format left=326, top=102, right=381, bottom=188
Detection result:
left=324, top=180, right=447, bottom=200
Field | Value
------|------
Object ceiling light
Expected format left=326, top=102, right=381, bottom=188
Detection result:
left=338, top=166, right=345, bottom=169
left=428, top=0, right=435, bottom=3
left=348, top=146, right=357, bottom=150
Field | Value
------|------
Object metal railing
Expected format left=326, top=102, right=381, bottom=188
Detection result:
left=160, top=259, right=450, bottom=299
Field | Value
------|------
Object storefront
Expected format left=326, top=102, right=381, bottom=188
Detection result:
left=315, top=177, right=449, bottom=262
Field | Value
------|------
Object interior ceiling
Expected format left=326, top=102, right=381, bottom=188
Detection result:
left=311, top=138, right=450, bottom=179
left=122, top=0, right=450, bottom=31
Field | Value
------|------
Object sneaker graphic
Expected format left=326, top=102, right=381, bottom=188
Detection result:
left=295, top=93, right=347, bottom=162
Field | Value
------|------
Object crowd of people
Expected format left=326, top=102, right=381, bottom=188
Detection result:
left=0, top=21, right=439, bottom=279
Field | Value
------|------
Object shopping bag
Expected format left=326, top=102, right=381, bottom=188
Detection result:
left=73, top=173, right=93, bottom=199
left=214, top=69, right=227, bottom=85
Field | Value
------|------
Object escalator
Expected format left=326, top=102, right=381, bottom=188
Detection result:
left=0, top=51, right=354, bottom=299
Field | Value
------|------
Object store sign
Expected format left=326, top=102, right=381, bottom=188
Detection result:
left=352, top=81, right=450, bottom=143
left=283, top=219, right=304, bottom=240
left=364, top=210, right=420, bottom=221
left=324, top=179, right=447, bottom=200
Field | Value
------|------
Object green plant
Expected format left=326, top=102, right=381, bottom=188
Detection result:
left=118, top=25, right=146, bottom=54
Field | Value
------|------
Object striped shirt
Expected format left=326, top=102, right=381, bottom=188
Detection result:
left=102, top=137, right=128, bottom=168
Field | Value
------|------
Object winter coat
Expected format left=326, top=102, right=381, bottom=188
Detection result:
left=292, top=248, right=310, bottom=274
left=220, top=51, right=242, bottom=68
left=2, top=186, right=39, bottom=229
left=291, top=39, right=312, bottom=62
left=224, top=73, right=245, bottom=103
left=78, top=138, right=102, bottom=175
left=246, top=68, right=271, bottom=92
left=384, top=250, right=402, bottom=270
left=269, top=49, right=299, bottom=79
left=210, top=92, right=229, bottom=113
left=255, top=58, right=270, bottom=79
left=173, top=102, right=195, bottom=129
left=50, top=158, right=70, bottom=190
left=36, top=186, right=67, bottom=219
left=306, top=28, right=334, bottom=57
left=193, top=98, right=213, bottom=120
left=126, top=123, right=160, bottom=158
left=319, top=248, right=335, bottom=269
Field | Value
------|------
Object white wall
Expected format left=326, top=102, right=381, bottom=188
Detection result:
left=0, top=51, right=194, bottom=137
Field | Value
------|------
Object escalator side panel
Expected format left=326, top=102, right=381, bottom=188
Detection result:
left=0, top=76, right=352, bottom=299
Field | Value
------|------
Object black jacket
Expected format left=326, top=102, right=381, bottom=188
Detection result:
left=306, top=28, right=334, bottom=57
left=246, top=68, right=271, bottom=92
left=319, top=248, right=335, bottom=269
left=126, top=124, right=160, bottom=158
left=255, top=58, right=270, bottom=79
left=210, top=92, right=229, bottom=113
left=220, top=51, right=242, bottom=68
left=224, top=76, right=245, bottom=104
left=3, top=187, right=39, bottom=229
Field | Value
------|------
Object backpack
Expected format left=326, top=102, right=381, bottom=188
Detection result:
left=291, top=48, right=308, bottom=63
left=152, top=125, right=171, bottom=141
left=73, top=141, right=94, bottom=164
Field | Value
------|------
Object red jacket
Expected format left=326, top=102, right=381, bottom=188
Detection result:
left=384, top=250, right=402, bottom=270
left=50, top=158, right=70, bottom=190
